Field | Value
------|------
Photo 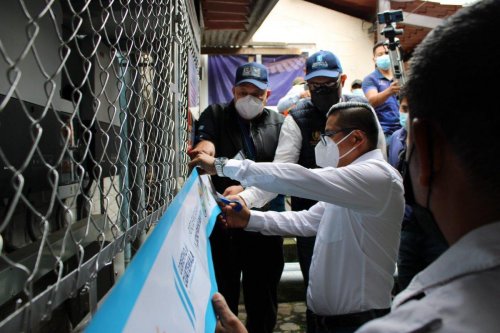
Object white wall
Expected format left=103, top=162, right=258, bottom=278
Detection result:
left=251, top=0, right=376, bottom=92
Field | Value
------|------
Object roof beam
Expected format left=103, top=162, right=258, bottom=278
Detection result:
left=204, top=21, right=247, bottom=30
left=306, top=0, right=375, bottom=21
left=204, top=0, right=249, bottom=4
left=201, top=47, right=302, bottom=55
left=204, top=13, right=248, bottom=22
left=203, top=3, right=249, bottom=15
left=402, top=12, right=443, bottom=29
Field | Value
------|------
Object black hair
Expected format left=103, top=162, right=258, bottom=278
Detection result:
left=406, top=0, right=500, bottom=196
left=372, top=41, right=386, bottom=55
left=327, top=102, right=379, bottom=150
left=351, top=82, right=362, bottom=89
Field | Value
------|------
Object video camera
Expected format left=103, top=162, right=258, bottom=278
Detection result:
left=377, top=10, right=403, bottom=25
left=377, top=9, right=407, bottom=86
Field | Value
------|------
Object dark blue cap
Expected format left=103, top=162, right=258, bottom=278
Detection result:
left=305, top=51, right=343, bottom=81
left=235, top=62, right=269, bottom=90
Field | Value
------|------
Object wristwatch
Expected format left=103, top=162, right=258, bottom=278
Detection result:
left=214, top=157, right=228, bottom=177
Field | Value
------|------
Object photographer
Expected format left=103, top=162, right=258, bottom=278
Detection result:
left=362, top=42, right=401, bottom=139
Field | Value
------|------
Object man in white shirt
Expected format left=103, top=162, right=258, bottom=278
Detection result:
left=228, top=51, right=367, bottom=333
left=210, top=1, right=500, bottom=332
left=191, top=102, right=405, bottom=333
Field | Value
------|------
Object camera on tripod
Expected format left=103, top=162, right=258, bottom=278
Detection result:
left=377, top=9, right=407, bottom=85
left=378, top=10, right=403, bottom=25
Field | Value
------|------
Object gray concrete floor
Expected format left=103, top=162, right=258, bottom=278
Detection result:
left=237, top=301, right=308, bottom=333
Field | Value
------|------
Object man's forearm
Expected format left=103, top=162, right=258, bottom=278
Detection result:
left=246, top=209, right=320, bottom=237
left=367, top=88, right=392, bottom=108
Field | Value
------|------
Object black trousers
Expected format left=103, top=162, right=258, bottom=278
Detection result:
left=313, top=308, right=391, bottom=333
left=210, top=225, right=284, bottom=333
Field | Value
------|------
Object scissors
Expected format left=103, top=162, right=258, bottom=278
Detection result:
left=201, top=172, right=243, bottom=212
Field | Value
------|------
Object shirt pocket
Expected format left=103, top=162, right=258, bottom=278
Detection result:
left=316, top=206, right=343, bottom=243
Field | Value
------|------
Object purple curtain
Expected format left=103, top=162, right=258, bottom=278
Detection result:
left=262, top=55, right=305, bottom=106
left=208, top=55, right=247, bottom=105
left=208, top=55, right=305, bottom=106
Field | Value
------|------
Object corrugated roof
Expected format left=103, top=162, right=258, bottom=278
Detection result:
left=305, top=0, right=377, bottom=21
left=201, top=0, right=279, bottom=49
left=200, top=0, right=462, bottom=55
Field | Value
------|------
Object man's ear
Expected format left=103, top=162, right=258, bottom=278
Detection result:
left=232, top=87, right=236, bottom=97
left=266, top=90, right=271, bottom=98
left=412, top=118, right=446, bottom=188
left=351, top=129, right=365, bottom=145
left=340, top=74, right=347, bottom=87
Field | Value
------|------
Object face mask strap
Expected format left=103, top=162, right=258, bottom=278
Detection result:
left=406, top=126, right=435, bottom=211
left=407, top=127, right=448, bottom=246
left=336, top=131, right=361, bottom=160
left=425, top=128, right=435, bottom=209
left=335, top=130, right=353, bottom=145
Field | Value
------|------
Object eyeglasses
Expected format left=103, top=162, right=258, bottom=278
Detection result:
left=319, top=128, right=354, bottom=145
left=308, top=80, right=340, bottom=91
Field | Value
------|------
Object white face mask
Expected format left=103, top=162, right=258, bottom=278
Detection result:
left=351, top=88, right=364, bottom=97
left=314, top=131, right=359, bottom=168
left=235, top=95, right=264, bottom=120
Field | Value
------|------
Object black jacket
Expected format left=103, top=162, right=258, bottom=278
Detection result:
left=288, top=99, right=325, bottom=211
left=288, top=94, right=367, bottom=211
left=195, top=100, right=284, bottom=193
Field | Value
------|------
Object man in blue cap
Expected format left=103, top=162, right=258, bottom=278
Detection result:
left=229, top=51, right=367, bottom=333
left=189, top=62, right=285, bottom=333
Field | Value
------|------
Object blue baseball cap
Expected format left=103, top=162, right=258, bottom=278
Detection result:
left=235, top=62, right=269, bottom=90
left=305, top=50, right=343, bottom=80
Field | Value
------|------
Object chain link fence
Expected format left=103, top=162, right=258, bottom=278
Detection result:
left=0, top=0, right=200, bottom=331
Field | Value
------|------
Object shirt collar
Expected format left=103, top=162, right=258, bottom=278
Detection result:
left=351, top=149, right=385, bottom=165
left=394, top=221, right=500, bottom=307
left=375, top=69, right=390, bottom=81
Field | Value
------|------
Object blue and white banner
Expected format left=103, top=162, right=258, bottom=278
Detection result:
left=86, top=169, right=220, bottom=333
